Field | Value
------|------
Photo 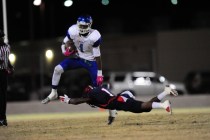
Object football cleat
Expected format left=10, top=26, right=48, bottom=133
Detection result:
left=41, top=89, right=58, bottom=104
left=107, top=116, right=115, bottom=125
left=162, top=100, right=172, bottom=115
left=0, top=119, right=8, bottom=126
left=41, top=97, right=51, bottom=104
left=164, top=86, right=178, bottom=96
left=107, top=110, right=117, bottom=125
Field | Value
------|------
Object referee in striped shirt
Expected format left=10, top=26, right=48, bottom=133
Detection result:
left=0, top=29, right=14, bottom=126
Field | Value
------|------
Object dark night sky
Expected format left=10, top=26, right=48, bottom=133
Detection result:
left=1, top=0, right=210, bottom=42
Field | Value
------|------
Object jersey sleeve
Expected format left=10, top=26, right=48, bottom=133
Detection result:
left=92, top=47, right=101, bottom=57
left=90, top=30, right=102, bottom=48
left=66, top=24, right=78, bottom=40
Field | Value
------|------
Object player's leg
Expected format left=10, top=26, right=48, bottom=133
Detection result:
left=151, top=100, right=172, bottom=114
left=108, top=110, right=117, bottom=125
left=0, top=73, right=8, bottom=126
left=141, top=100, right=172, bottom=114
left=85, top=61, right=118, bottom=125
left=83, top=60, right=98, bottom=86
left=41, top=64, right=64, bottom=104
left=106, top=85, right=117, bottom=125
left=149, top=85, right=178, bottom=103
left=42, top=58, right=80, bottom=104
left=114, top=95, right=172, bottom=114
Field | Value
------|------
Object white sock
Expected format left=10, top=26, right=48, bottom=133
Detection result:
left=48, top=89, right=58, bottom=100
left=157, top=91, right=167, bottom=101
left=152, top=102, right=163, bottom=109
left=49, top=65, right=63, bottom=100
left=109, top=110, right=117, bottom=117
left=52, top=65, right=64, bottom=86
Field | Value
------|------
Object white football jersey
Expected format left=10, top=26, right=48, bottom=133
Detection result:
left=65, top=24, right=102, bottom=61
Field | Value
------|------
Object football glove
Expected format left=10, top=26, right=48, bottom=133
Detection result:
left=97, top=70, right=103, bottom=86
left=59, top=94, right=70, bottom=104
left=64, top=47, right=75, bottom=56
left=97, top=76, right=103, bottom=86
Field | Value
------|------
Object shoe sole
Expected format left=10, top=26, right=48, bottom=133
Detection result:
left=170, top=90, right=178, bottom=96
left=41, top=97, right=51, bottom=104
left=168, top=101, right=172, bottom=115
left=0, top=121, right=7, bottom=126
left=0, top=124, right=7, bottom=126
left=165, top=100, right=172, bottom=115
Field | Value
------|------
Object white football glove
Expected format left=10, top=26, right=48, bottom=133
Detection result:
left=59, top=94, right=70, bottom=104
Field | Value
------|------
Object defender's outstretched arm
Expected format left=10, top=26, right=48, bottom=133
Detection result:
left=59, top=95, right=91, bottom=105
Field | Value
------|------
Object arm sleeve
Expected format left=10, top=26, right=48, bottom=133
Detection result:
left=93, top=46, right=101, bottom=57
left=69, top=98, right=91, bottom=105
left=93, top=37, right=102, bottom=47
left=61, top=36, right=70, bottom=54
left=61, top=25, right=76, bottom=54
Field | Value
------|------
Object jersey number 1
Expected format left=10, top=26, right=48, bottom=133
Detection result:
left=79, top=44, right=84, bottom=52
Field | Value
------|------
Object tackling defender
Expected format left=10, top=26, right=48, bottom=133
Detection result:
left=41, top=14, right=117, bottom=123
left=59, top=85, right=178, bottom=124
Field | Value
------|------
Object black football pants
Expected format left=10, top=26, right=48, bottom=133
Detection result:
left=0, top=70, right=8, bottom=120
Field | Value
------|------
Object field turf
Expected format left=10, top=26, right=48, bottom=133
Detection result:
left=1, top=108, right=210, bottom=140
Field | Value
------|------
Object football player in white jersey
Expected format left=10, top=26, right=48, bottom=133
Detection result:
left=42, top=14, right=103, bottom=103
left=41, top=15, right=117, bottom=124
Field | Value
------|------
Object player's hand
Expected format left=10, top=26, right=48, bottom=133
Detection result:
left=64, top=47, right=75, bottom=56
left=97, top=75, right=103, bottom=86
left=59, top=94, right=70, bottom=104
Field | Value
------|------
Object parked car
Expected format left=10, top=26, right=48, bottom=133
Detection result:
left=103, top=71, right=187, bottom=96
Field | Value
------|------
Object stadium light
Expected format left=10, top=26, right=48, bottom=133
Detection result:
left=45, top=49, right=54, bottom=63
left=101, top=0, right=109, bottom=5
left=33, top=0, right=42, bottom=6
left=64, top=0, right=73, bottom=7
left=9, top=53, right=16, bottom=65
left=171, top=0, right=178, bottom=5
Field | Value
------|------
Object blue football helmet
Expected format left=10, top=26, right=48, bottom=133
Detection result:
left=77, top=15, right=93, bottom=35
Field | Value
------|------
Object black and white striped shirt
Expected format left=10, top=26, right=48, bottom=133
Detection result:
left=0, top=43, right=10, bottom=70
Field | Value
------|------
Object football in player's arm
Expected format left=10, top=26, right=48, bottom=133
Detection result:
left=62, top=39, right=77, bottom=56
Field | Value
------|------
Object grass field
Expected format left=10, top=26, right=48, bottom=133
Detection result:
left=1, top=108, right=210, bottom=140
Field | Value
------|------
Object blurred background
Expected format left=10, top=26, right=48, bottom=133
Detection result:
left=1, top=0, right=210, bottom=102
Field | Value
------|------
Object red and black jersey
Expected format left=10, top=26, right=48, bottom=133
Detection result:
left=84, top=86, right=144, bottom=113
left=84, top=87, right=116, bottom=109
